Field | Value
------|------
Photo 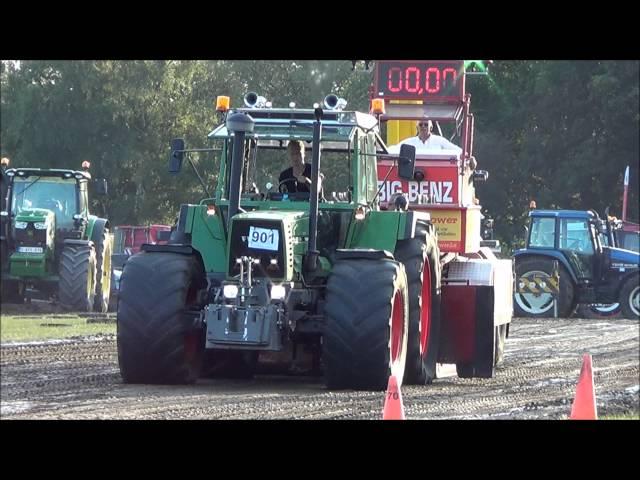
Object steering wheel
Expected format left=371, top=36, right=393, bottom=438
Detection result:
left=278, top=178, right=297, bottom=193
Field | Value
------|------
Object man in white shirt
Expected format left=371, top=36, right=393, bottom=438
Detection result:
left=400, top=119, right=463, bottom=155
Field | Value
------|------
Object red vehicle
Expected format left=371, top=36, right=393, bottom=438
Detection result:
left=113, top=224, right=171, bottom=257
left=370, top=60, right=513, bottom=377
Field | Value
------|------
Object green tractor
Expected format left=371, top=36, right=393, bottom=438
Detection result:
left=117, top=94, right=442, bottom=390
left=0, top=162, right=112, bottom=312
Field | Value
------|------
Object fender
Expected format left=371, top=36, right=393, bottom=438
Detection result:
left=90, top=217, right=110, bottom=245
left=140, top=243, right=207, bottom=283
left=400, top=210, right=432, bottom=240
left=513, top=249, right=579, bottom=285
left=63, top=239, right=95, bottom=248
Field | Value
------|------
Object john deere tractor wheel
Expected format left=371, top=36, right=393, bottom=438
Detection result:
left=619, top=275, right=639, bottom=319
left=323, top=258, right=409, bottom=390
left=395, top=221, right=442, bottom=385
left=117, top=252, right=206, bottom=384
left=59, top=244, right=97, bottom=311
left=93, top=228, right=112, bottom=313
left=514, top=257, right=575, bottom=318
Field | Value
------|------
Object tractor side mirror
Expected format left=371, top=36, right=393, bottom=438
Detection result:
left=169, top=138, right=185, bottom=174
left=94, top=178, right=108, bottom=196
left=397, top=144, right=416, bottom=181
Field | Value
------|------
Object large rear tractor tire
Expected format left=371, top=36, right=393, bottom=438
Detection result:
left=117, top=252, right=206, bottom=384
left=395, top=221, right=442, bottom=385
left=514, top=257, right=575, bottom=318
left=575, top=303, right=621, bottom=319
left=59, top=244, right=97, bottom=311
left=93, top=228, right=112, bottom=313
left=323, top=258, right=409, bottom=390
left=619, top=275, right=639, bottom=319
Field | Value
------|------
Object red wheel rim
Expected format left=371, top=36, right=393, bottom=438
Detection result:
left=420, top=260, right=432, bottom=357
left=391, top=289, right=404, bottom=364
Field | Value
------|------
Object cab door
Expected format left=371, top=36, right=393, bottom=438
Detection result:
left=558, top=218, right=596, bottom=281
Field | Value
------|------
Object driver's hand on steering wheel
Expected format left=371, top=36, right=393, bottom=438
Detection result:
left=294, top=173, right=309, bottom=185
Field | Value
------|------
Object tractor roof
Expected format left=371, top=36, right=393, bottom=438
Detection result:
left=6, top=168, right=91, bottom=180
left=529, top=209, right=597, bottom=220
left=208, top=108, right=380, bottom=144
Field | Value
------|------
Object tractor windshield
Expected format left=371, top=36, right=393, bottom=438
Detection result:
left=228, top=140, right=353, bottom=202
left=529, top=217, right=556, bottom=248
left=11, top=177, right=77, bottom=229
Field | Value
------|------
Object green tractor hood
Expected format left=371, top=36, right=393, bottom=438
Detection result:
left=10, top=208, right=56, bottom=278
left=227, top=209, right=311, bottom=282
left=15, top=208, right=56, bottom=225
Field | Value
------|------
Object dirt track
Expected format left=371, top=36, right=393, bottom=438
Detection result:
left=1, top=317, right=638, bottom=419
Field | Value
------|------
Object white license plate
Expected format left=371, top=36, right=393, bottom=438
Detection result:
left=248, top=226, right=279, bottom=251
left=18, top=246, right=43, bottom=253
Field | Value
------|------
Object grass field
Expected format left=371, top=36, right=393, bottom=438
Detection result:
left=0, top=313, right=116, bottom=342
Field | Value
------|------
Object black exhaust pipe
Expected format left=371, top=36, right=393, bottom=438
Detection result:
left=304, top=107, right=323, bottom=273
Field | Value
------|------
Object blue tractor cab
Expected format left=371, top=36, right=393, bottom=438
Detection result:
left=513, top=209, right=639, bottom=319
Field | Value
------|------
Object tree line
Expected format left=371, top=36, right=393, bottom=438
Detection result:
left=1, top=60, right=638, bottom=250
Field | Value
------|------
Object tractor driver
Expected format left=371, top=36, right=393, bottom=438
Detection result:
left=33, top=189, right=64, bottom=214
left=401, top=119, right=463, bottom=154
left=278, top=140, right=324, bottom=196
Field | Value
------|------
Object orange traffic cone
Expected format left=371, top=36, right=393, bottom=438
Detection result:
left=383, top=375, right=405, bottom=420
left=570, top=354, right=598, bottom=420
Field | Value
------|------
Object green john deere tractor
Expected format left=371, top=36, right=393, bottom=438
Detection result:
left=117, top=94, right=442, bottom=390
left=0, top=164, right=112, bottom=312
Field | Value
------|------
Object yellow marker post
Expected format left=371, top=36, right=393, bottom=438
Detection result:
left=386, top=100, right=423, bottom=145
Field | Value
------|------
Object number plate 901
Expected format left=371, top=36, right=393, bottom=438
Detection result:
left=248, top=226, right=279, bottom=251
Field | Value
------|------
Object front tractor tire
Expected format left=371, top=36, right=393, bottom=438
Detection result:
left=117, top=252, right=206, bottom=384
left=93, top=228, right=112, bottom=313
left=323, top=258, right=409, bottom=391
left=395, top=221, right=442, bottom=385
left=59, top=244, right=97, bottom=311
left=514, top=257, right=575, bottom=318
left=619, top=275, right=639, bottom=319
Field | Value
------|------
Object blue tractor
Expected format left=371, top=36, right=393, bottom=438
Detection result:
left=513, top=210, right=639, bottom=319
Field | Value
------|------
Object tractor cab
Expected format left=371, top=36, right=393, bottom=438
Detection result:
left=205, top=93, right=385, bottom=209
left=168, top=92, right=416, bottom=283
left=527, top=210, right=601, bottom=281
left=8, top=170, right=88, bottom=231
